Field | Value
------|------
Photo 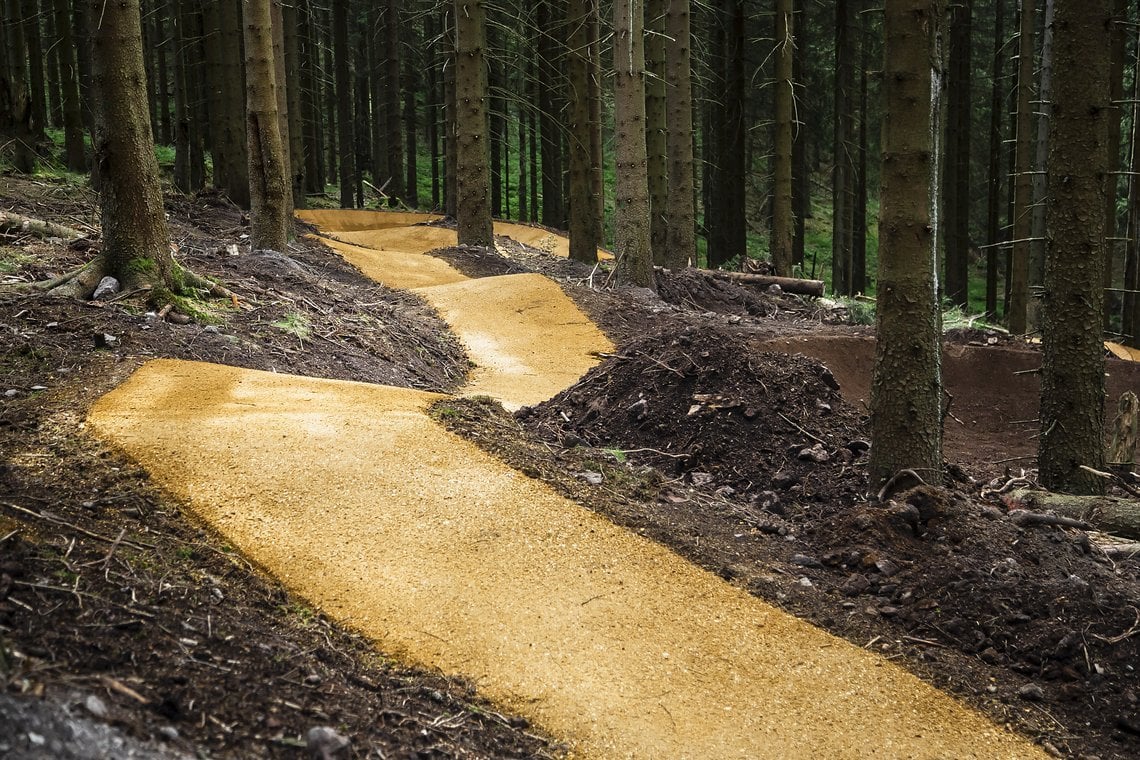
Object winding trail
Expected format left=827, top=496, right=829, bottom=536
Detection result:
left=88, top=211, right=1045, bottom=758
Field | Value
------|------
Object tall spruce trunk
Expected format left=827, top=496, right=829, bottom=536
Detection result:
left=1102, top=0, right=1127, bottom=328
left=22, top=0, right=46, bottom=142
left=663, top=0, right=695, bottom=270
left=219, top=0, right=250, bottom=208
left=299, top=0, right=322, bottom=195
left=537, top=0, right=564, bottom=228
left=88, top=0, right=174, bottom=290
left=613, top=0, right=653, bottom=288
left=985, top=0, right=1005, bottom=319
left=404, top=34, right=419, bottom=209
left=1038, top=0, right=1111, bottom=495
left=567, top=0, right=599, bottom=263
left=1027, top=0, right=1054, bottom=330
left=645, top=0, right=668, bottom=262
left=1125, top=18, right=1140, bottom=347
left=770, top=0, right=794, bottom=277
left=385, top=0, right=404, bottom=204
left=1009, top=0, right=1035, bottom=334
left=831, top=0, right=855, bottom=294
left=333, top=0, right=354, bottom=208
left=243, top=0, right=290, bottom=251
left=53, top=0, right=85, bottom=171
left=869, top=0, right=945, bottom=486
left=942, top=0, right=971, bottom=307
left=453, top=0, right=493, bottom=245
left=2, top=0, right=36, bottom=172
left=283, top=1, right=305, bottom=207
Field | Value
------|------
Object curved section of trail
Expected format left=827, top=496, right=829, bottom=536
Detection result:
left=88, top=210, right=1044, bottom=759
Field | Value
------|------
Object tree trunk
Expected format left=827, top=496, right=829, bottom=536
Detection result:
left=404, top=29, right=419, bottom=209
left=1102, top=0, right=1127, bottom=329
left=567, top=0, right=599, bottom=263
left=852, top=12, right=868, bottom=295
left=87, top=0, right=174, bottom=292
left=869, top=0, right=945, bottom=487
left=1008, top=0, right=1035, bottom=334
left=299, top=0, right=322, bottom=195
left=770, top=0, right=794, bottom=277
left=244, top=0, right=290, bottom=251
left=54, top=0, right=86, bottom=172
left=663, top=0, right=695, bottom=270
left=23, top=0, right=47, bottom=142
left=45, top=1, right=62, bottom=128
left=333, top=0, right=354, bottom=208
left=152, top=0, right=172, bottom=145
left=612, top=0, right=653, bottom=288
left=443, top=6, right=457, bottom=217
left=942, top=0, right=971, bottom=307
left=1038, top=0, right=1111, bottom=495
left=219, top=0, right=250, bottom=208
left=707, top=0, right=745, bottom=270
left=537, top=0, right=564, bottom=228
left=831, top=0, right=855, bottom=294
left=322, top=8, right=337, bottom=186
left=385, top=0, right=404, bottom=205
left=453, top=0, right=493, bottom=246
left=791, top=0, right=807, bottom=268
left=2, top=0, right=36, bottom=172
left=427, top=13, right=440, bottom=209
left=1125, top=18, right=1140, bottom=346
left=1027, top=0, right=1054, bottom=330
left=645, top=0, right=668, bottom=263
left=985, top=0, right=1005, bottom=319
left=282, top=0, right=305, bottom=208
left=489, top=21, right=504, bottom=217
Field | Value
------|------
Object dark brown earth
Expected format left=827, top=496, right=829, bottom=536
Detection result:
left=4, top=174, right=1140, bottom=759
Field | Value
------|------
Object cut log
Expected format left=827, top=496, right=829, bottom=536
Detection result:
left=0, top=211, right=82, bottom=241
left=1010, top=488, right=1140, bottom=540
left=655, top=266, right=826, bottom=297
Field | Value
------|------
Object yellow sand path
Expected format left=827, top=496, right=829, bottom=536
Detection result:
left=87, top=212, right=1046, bottom=759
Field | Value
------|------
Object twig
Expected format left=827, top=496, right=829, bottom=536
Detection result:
left=777, top=412, right=828, bottom=446
left=1080, top=464, right=1140, bottom=498
left=12, top=580, right=155, bottom=618
left=0, top=502, right=156, bottom=550
left=1092, top=607, right=1140, bottom=644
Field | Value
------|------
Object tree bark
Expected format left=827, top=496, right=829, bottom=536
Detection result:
left=1102, top=0, right=1127, bottom=329
left=299, top=0, right=322, bottom=195
left=1011, top=490, right=1140, bottom=540
left=87, top=0, right=174, bottom=292
left=1008, top=0, right=1035, bottom=334
left=404, top=27, right=419, bottom=209
left=333, top=0, right=355, bottom=208
left=770, top=0, right=794, bottom=277
left=567, top=0, right=599, bottom=263
left=385, top=0, right=404, bottom=204
left=1038, top=0, right=1111, bottom=495
left=243, top=0, right=290, bottom=251
left=645, top=0, right=668, bottom=263
left=663, top=0, right=695, bottom=270
left=453, top=0, right=493, bottom=246
left=537, top=0, right=564, bottom=228
left=942, top=0, right=971, bottom=307
left=831, top=0, right=854, bottom=294
left=1027, top=0, right=1054, bottom=330
left=23, top=0, right=47, bottom=142
left=985, top=0, right=1005, bottom=319
left=282, top=0, right=305, bottom=208
left=53, top=0, right=86, bottom=172
left=2, top=0, right=36, bottom=172
left=869, top=0, right=945, bottom=487
left=613, top=0, right=653, bottom=288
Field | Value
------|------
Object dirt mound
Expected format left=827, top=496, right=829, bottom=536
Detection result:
left=521, top=324, right=868, bottom=503
left=653, top=268, right=779, bottom=317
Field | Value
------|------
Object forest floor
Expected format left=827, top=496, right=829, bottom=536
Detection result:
left=0, top=174, right=1138, bottom=758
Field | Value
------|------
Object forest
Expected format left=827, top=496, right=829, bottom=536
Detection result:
left=4, top=0, right=1140, bottom=758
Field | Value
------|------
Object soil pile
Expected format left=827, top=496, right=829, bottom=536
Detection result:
left=521, top=324, right=868, bottom=503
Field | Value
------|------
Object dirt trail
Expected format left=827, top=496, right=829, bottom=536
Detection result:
left=88, top=212, right=1046, bottom=758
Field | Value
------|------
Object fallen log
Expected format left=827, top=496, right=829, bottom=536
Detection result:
left=1010, top=488, right=1140, bottom=541
left=1099, top=542, right=1140, bottom=560
left=656, top=266, right=826, bottom=298
left=0, top=211, right=82, bottom=241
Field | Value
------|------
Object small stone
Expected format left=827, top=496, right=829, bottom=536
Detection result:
left=306, top=726, right=350, bottom=758
left=874, top=559, right=900, bottom=577
left=767, top=284, right=783, bottom=295
left=92, top=276, right=121, bottom=301
left=842, top=573, right=871, bottom=596
left=27, top=732, right=45, bottom=746
left=690, top=471, right=714, bottom=487
left=167, top=312, right=191, bottom=325
left=305, top=673, right=322, bottom=685
left=211, top=586, right=224, bottom=601
left=577, top=471, right=603, bottom=486
left=203, top=325, right=220, bottom=334
left=94, top=332, right=119, bottom=348
left=158, top=726, right=180, bottom=741
left=877, top=606, right=899, bottom=617
left=4, top=389, right=17, bottom=397
left=798, top=577, right=813, bottom=588
left=979, top=647, right=1001, bottom=665
left=796, top=444, right=830, bottom=463
left=84, top=694, right=108, bottom=719
left=29, top=385, right=47, bottom=391
left=790, top=553, right=822, bottom=568
left=1018, top=683, right=1045, bottom=701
